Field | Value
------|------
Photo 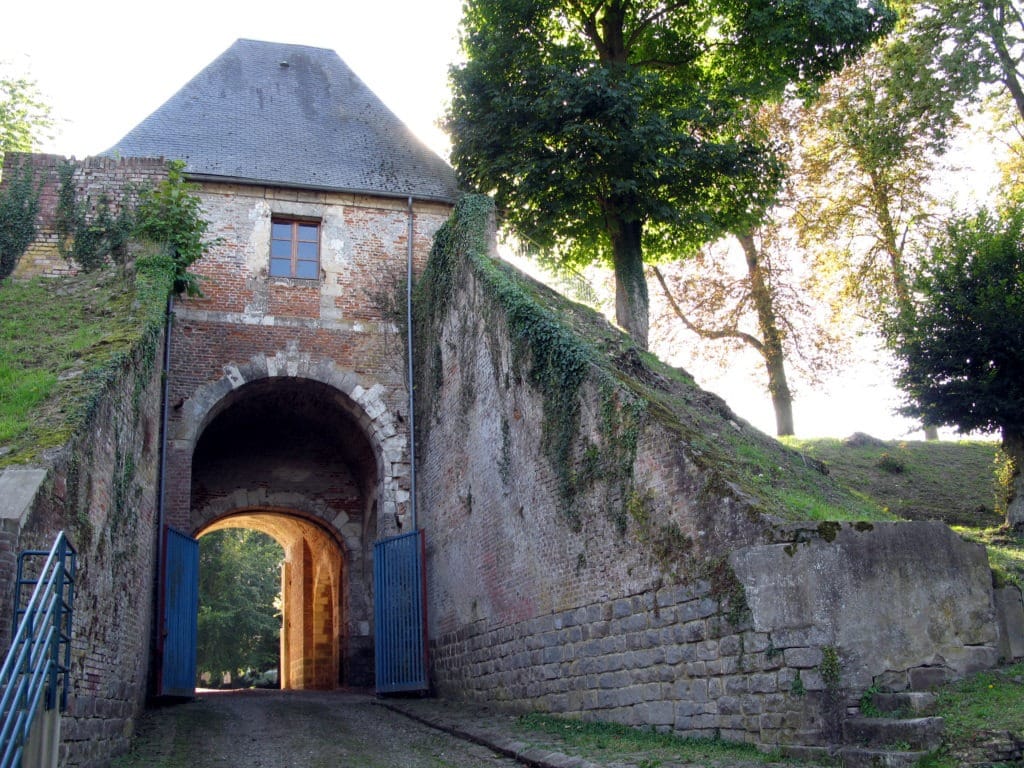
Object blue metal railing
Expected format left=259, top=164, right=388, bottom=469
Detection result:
left=0, top=532, right=77, bottom=768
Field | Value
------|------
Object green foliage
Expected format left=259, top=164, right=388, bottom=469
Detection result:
left=887, top=203, right=1024, bottom=438
left=447, top=0, right=893, bottom=345
left=791, top=669, right=806, bottom=695
left=51, top=158, right=214, bottom=291
left=932, top=661, right=1024, bottom=744
left=953, top=525, right=1024, bottom=591
left=0, top=67, right=54, bottom=162
left=0, top=254, right=174, bottom=466
left=820, top=645, right=841, bottom=690
left=900, top=0, right=1024, bottom=123
left=55, top=160, right=134, bottom=271
left=782, top=437, right=1002, bottom=527
left=0, top=160, right=39, bottom=279
left=874, top=452, right=905, bottom=474
left=134, top=160, right=215, bottom=296
left=197, top=528, right=283, bottom=682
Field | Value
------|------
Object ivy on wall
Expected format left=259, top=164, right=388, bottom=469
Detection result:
left=0, top=161, right=40, bottom=279
left=412, top=195, right=649, bottom=531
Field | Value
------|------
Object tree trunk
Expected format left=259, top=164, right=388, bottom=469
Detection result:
left=738, top=233, right=795, bottom=436
left=608, top=215, right=649, bottom=350
left=1002, top=427, right=1024, bottom=531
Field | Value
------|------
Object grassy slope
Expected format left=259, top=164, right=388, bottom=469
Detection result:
left=0, top=256, right=170, bottom=467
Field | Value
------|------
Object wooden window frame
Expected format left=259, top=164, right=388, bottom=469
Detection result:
left=270, top=218, right=321, bottom=280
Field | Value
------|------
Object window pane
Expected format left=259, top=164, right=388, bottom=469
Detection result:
left=297, top=241, right=318, bottom=260
left=298, top=224, right=319, bottom=241
left=271, top=222, right=292, bottom=239
left=270, top=240, right=292, bottom=258
left=296, top=260, right=318, bottom=279
left=270, top=258, right=291, bottom=276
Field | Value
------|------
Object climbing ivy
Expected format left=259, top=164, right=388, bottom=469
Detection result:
left=0, top=161, right=40, bottom=279
left=55, top=161, right=133, bottom=271
left=412, top=196, right=650, bottom=530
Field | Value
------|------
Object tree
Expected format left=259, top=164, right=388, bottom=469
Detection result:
left=901, top=0, right=1024, bottom=123
left=795, top=43, right=954, bottom=321
left=651, top=102, right=842, bottom=436
left=197, top=528, right=283, bottom=683
left=1, top=66, right=54, bottom=169
left=447, top=0, right=895, bottom=349
left=652, top=223, right=841, bottom=436
left=886, top=203, right=1024, bottom=529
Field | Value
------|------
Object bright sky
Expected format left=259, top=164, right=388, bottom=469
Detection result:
left=1, top=0, right=988, bottom=441
left=2, top=0, right=464, bottom=159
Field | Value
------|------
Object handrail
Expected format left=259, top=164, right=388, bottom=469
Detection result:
left=0, top=532, right=77, bottom=768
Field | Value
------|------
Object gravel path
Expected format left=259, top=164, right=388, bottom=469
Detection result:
left=111, top=688, right=520, bottom=768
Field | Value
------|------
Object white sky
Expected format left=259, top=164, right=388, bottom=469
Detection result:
left=1, top=0, right=464, bottom=159
left=2, top=0, right=990, bottom=441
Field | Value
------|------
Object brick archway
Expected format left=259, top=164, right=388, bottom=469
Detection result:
left=168, top=350, right=410, bottom=688
left=167, top=344, right=412, bottom=537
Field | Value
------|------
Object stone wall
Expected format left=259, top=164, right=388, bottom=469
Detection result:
left=0, top=314, right=167, bottom=767
left=416, top=197, right=1003, bottom=749
left=0, top=153, right=169, bottom=278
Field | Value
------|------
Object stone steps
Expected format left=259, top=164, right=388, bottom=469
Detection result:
left=868, top=691, right=937, bottom=716
left=835, top=745, right=932, bottom=768
left=834, top=712, right=945, bottom=767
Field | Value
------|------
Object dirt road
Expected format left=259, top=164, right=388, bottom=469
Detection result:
left=110, top=689, right=520, bottom=768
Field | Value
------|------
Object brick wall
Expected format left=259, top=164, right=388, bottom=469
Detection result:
left=0, top=153, right=169, bottom=278
left=0, top=326, right=166, bottom=767
left=416, top=199, right=1000, bottom=749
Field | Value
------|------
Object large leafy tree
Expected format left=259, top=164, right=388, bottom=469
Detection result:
left=197, top=528, right=283, bottom=684
left=652, top=225, right=840, bottom=436
left=447, top=0, right=895, bottom=349
left=795, top=41, right=955, bottom=321
left=887, top=203, right=1024, bottom=529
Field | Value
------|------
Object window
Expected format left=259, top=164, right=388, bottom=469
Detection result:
left=270, top=219, right=320, bottom=279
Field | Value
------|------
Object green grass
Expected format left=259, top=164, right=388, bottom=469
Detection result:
left=953, top=525, right=1024, bottom=591
left=915, top=662, right=1024, bottom=767
left=782, top=437, right=1002, bottom=528
left=0, top=258, right=172, bottom=467
left=514, top=713, right=797, bottom=767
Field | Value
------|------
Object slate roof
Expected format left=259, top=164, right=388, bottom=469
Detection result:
left=105, top=39, right=460, bottom=203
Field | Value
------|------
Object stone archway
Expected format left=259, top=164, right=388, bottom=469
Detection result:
left=183, top=370, right=397, bottom=688
left=198, top=511, right=347, bottom=689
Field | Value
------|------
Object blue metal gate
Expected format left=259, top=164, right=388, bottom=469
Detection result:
left=373, top=529, right=428, bottom=694
left=158, top=527, right=198, bottom=698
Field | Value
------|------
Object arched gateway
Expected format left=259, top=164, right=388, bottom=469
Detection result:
left=100, top=38, right=457, bottom=697
left=164, top=354, right=413, bottom=690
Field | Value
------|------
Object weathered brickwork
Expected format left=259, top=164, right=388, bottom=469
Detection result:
left=0, top=153, right=169, bottom=278
left=417, top=201, right=1003, bottom=750
left=159, top=181, right=451, bottom=688
left=0, top=326, right=166, bottom=768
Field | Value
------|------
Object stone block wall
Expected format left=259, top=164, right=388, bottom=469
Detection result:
left=0, top=153, right=169, bottom=278
left=416, top=198, right=1002, bottom=749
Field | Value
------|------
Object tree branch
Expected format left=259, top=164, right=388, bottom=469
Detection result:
left=651, top=265, right=764, bottom=351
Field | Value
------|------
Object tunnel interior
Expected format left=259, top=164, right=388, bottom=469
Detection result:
left=191, top=377, right=379, bottom=688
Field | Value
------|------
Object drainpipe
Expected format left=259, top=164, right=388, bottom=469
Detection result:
left=152, top=295, right=173, bottom=686
left=157, top=296, right=173, bottom=542
left=406, top=196, right=418, bottom=531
